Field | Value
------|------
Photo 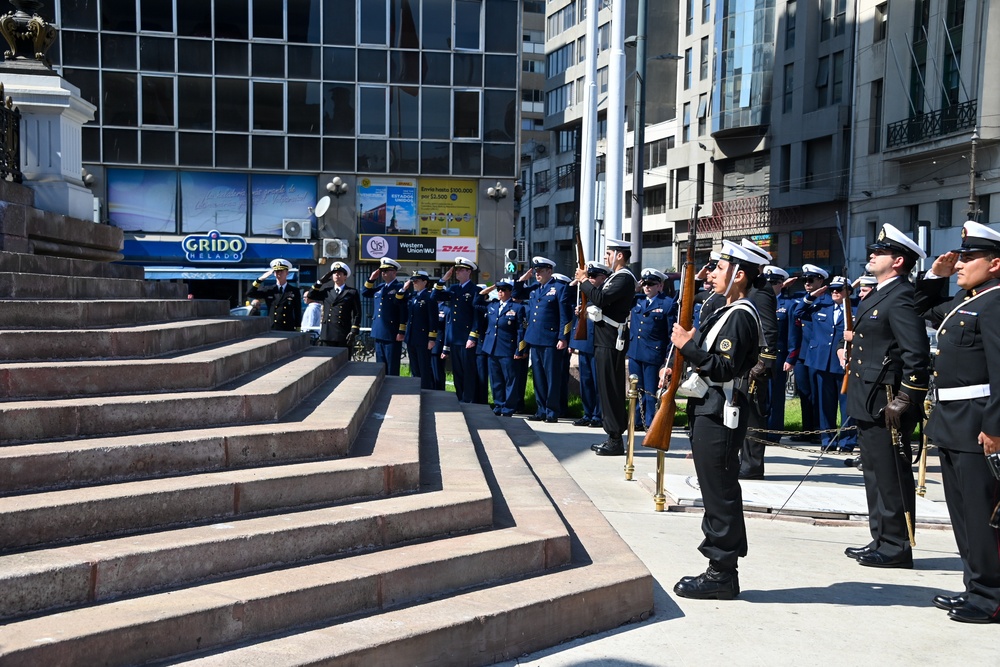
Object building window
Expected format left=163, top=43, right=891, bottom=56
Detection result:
left=816, top=56, right=829, bottom=107
left=946, top=0, right=965, bottom=28
left=252, top=80, right=285, bottom=131
left=783, top=63, right=794, bottom=113
left=779, top=144, right=791, bottom=192
left=598, top=66, right=608, bottom=94
left=703, top=0, right=711, bottom=23
left=645, top=185, right=666, bottom=215
left=831, top=51, right=845, bottom=104
left=558, top=129, right=576, bottom=154
left=682, top=102, right=691, bottom=143
left=140, top=75, right=174, bottom=126
left=686, top=0, right=694, bottom=35
left=697, top=94, right=708, bottom=136
left=598, top=23, right=610, bottom=53
left=938, top=199, right=953, bottom=228
left=786, top=0, right=796, bottom=49
left=820, top=0, right=845, bottom=41
left=546, top=43, right=575, bottom=77
left=700, top=37, right=709, bottom=80
left=453, top=90, right=480, bottom=138
left=977, top=194, right=990, bottom=224
left=545, top=82, right=573, bottom=115
left=455, top=0, right=483, bottom=50
left=535, top=169, right=549, bottom=193
left=534, top=207, right=549, bottom=229
left=533, top=241, right=548, bottom=254
left=874, top=3, right=888, bottom=42
left=358, top=85, right=388, bottom=136
left=556, top=202, right=575, bottom=226
left=557, top=164, right=574, bottom=189
left=869, top=79, right=883, bottom=153
left=360, top=0, right=388, bottom=45
left=684, top=48, right=693, bottom=89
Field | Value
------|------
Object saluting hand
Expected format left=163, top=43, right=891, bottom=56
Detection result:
left=932, top=251, right=960, bottom=277
left=369, top=268, right=381, bottom=282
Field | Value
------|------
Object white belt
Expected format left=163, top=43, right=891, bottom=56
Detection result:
left=937, top=384, right=991, bottom=402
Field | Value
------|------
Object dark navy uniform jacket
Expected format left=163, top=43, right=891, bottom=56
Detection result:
left=520, top=278, right=573, bottom=347
left=307, top=283, right=361, bottom=343
left=774, top=294, right=795, bottom=361
left=400, top=288, right=438, bottom=348
left=681, top=301, right=761, bottom=418
left=568, top=316, right=596, bottom=355
left=247, top=281, right=301, bottom=332
left=916, top=276, right=1000, bottom=451
left=844, top=277, right=929, bottom=421
left=361, top=278, right=403, bottom=341
left=433, top=280, right=480, bottom=348
left=627, top=292, right=676, bottom=365
left=481, top=299, right=526, bottom=358
left=796, top=297, right=850, bottom=373
left=578, top=268, right=638, bottom=349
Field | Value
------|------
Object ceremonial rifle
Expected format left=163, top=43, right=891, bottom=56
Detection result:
left=573, top=227, right=588, bottom=340
left=839, top=280, right=856, bottom=394
left=644, top=211, right=698, bottom=452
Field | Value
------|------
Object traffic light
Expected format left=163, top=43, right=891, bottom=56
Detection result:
left=504, top=248, right=518, bottom=275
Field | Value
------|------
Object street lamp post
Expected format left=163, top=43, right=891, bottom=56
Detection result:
left=487, top=181, right=508, bottom=278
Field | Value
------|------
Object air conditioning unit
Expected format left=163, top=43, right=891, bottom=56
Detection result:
left=282, top=219, right=311, bottom=241
left=321, top=238, right=349, bottom=259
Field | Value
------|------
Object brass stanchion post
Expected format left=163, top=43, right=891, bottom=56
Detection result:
left=654, top=451, right=666, bottom=511
left=625, top=375, right=639, bottom=480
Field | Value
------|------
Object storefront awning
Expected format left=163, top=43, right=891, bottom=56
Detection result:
left=144, top=267, right=298, bottom=281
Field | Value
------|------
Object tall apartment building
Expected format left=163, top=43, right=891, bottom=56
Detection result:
left=51, top=0, right=521, bottom=304
left=849, top=0, right=1000, bottom=269
left=527, top=0, right=679, bottom=271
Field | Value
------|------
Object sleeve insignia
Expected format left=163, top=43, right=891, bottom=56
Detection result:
left=719, top=339, right=733, bottom=351
left=910, top=375, right=917, bottom=382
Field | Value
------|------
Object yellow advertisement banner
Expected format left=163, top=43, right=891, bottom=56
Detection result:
left=416, top=178, right=478, bottom=236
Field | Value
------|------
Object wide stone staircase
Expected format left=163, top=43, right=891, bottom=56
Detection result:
left=0, top=196, right=653, bottom=665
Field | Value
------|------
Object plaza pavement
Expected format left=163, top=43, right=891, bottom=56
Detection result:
left=497, top=419, right=995, bottom=667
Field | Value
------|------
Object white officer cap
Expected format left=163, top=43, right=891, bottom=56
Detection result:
left=763, top=265, right=789, bottom=281
left=829, top=275, right=850, bottom=289
left=454, top=256, right=478, bottom=271
left=494, top=279, right=514, bottom=290
left=552, top=273, right=571, bottom=284
left=801, top=263, right=830, bottom=280
left=719, top=239, right=769, bottom=266
left=857, top=274, right=878, bottom=287
left=411, top=269, right=430, bottom=280
left=270, top=258, right=293, bottom=271
left=952, top=220, right=1000, bottom=253
left=586, top=261, right=611, bottom=276
left=379, top=258, right=402, bottom=270
left=532, top=256, right=556, bottom=269
left=606, top=238, right=632, bottom=251
left=640, top=268, right=667, bottom=282
left=740, top=238, right=773, bottom=263
left=868, top=222, right=927, bottom=260
left=329, top=261, right=351, bottom=278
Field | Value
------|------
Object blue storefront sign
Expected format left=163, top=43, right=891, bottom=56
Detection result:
left=182, top=230, right=248, bottom=262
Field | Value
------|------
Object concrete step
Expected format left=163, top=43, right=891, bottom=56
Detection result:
left=0, top=317, right=271, bottom=362
left=0, top=401, right=575, bottom=666
left=0, top=347, right=347, bottom=445
left=0, top=385, right=483, bottom=622
left=0, top=363, right=384, bottom=494
left=0, top=332, right=311, bottom=400
left=0, top=298, right=231, bottom=329
left=175, top=411, right=653, bottom=667
left=0, top=271, right=188, bottom=300
left=0, top=251, right=144, bottom=281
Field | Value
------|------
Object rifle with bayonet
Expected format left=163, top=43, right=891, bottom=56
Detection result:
left=573, top=227, right=588, bottom=340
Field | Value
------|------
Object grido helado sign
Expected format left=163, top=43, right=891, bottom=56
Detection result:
left=182, top=230, right=247, bottom=262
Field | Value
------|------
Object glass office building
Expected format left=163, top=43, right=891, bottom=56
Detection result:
left=51, top=0, right=521, bottom=303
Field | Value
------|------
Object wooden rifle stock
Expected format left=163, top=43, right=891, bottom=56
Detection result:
left=643, top=215, right=698, bottom=451
left=840, top=293, right=854, bottom=394
left=573, top=229, right=588, bottom=340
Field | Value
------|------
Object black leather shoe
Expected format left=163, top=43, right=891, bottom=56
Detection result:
left=572, top=417, right=591, bottom=427
left=948, top=602, right=999, bottom=624
left=594, top=440, right=625, bottom=456
left=527, top=414, right=544, bottom=422
left=588, top=419, right=603, bottom=428
left=856, top=550, right=913, bottom=569
left=545, top=417, right=559, bottom=423
left=738, top=472, right=764, bottom=480
left=932, top=593, right=968, bottom=611
left=844, top=545, right=873, bottom=560
left=673, top=566, right=740, bottom=600
left=591, top=438, right=610, bottom=452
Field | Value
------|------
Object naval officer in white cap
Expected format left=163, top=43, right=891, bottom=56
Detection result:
left=843, top=223, right=929, bottom=569
left=915, top=219, right=1000, bottom=623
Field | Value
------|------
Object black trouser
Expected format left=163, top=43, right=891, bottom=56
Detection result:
left=691, top=403, right=750, bottom=571
left=739, top=381, right=770, bottom=477
left=857, top=418, right=916, bottom=560
left=595, top=344, right=628, bottom=440
left=939, top=447, right=1000, bottom=616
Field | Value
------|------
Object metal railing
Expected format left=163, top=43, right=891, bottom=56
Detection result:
left=0, top=83, right=23, bottom=184
left=886, top=99, right=977, bottom=149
